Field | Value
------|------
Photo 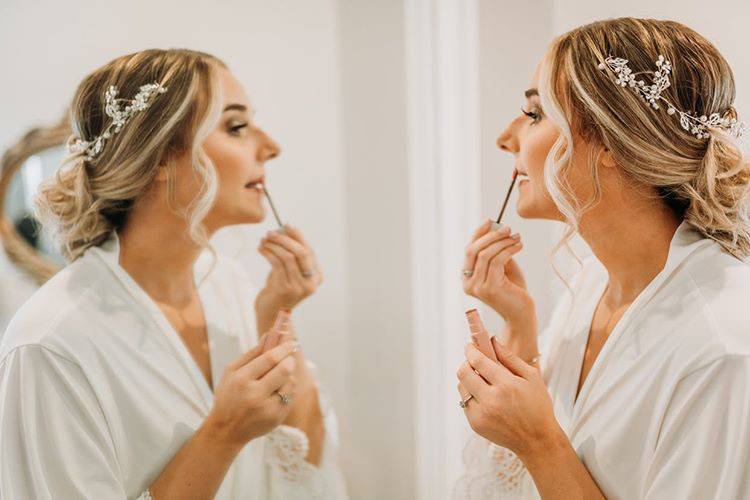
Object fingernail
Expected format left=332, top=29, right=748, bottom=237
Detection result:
left=511, top=233, right=521, bottom=240
left=291, top=341, right=299, bottom=353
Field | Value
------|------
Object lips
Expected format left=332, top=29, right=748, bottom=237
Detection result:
left=514, top=168, right=530, bottom=181
left=245, top=176, right=265, bottom=189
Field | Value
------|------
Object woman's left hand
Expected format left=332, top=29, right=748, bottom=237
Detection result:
left=457, top=337, right=564, bottom=461
left=255, top=225, right=323, bottom=330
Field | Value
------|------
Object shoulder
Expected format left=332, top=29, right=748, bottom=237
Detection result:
left=680, top=243, right=750, bottom=356
left=651, top=242, right=750, bottom=376
left=0, top=252, right=113, bottom=361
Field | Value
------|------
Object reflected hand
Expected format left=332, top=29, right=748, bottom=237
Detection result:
left=255, top=225, right=323, bottom=331
left=205, top=341, right=298, bottom=448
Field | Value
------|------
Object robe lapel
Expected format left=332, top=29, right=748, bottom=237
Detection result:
left=568, top=222, right=712, bottom=439
left=91, top=234, right=214, bottom=411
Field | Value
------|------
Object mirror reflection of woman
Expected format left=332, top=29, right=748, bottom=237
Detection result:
left=0, top=49, right=347, bottom=499
left=455, top=18, right=750, bottom=499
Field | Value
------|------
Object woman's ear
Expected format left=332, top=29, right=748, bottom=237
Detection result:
left=154, top=164, right=170, bottom=183
left=599, top=145, right=617, bottom=169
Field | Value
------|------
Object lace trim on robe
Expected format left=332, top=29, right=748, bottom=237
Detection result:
left=452, top=433, right=528, bottom=499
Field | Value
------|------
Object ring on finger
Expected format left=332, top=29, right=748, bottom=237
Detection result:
left=462, top=269, right=474, bottom=278
left=300, top=269, right=315, bottom=278
left=276, top=391, right=292, bottom=405
left=459, top=394, right=473, bottom=408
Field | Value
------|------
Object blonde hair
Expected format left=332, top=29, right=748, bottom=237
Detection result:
left=539, top=18, right=750, bottom=260
left=36, top=48, right=227, bottom=260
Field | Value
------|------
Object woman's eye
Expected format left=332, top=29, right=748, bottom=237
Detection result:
left=228, top=123, right=249, bottom=136
left=521, top=108, right=542, bottom=124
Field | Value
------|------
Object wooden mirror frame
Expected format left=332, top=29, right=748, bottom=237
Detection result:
left=0, top=117, right=70, bottom=285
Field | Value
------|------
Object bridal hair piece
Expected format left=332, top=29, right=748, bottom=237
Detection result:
left=597, top=55, right=745, bottom=140
left=36, top=49, right=226, bottom=261
left=67, top=83, right=168, bottom=161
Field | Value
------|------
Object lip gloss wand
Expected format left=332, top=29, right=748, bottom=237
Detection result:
left=491, top=170, right=518, bottom=230
left=262, top=185, right=286, bottom=234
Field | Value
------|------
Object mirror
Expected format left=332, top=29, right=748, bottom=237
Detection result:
left=0, top=117, right=70, bottom=288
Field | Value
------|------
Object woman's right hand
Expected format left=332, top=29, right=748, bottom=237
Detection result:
left=462, top=219, right=534, bottom=326
left=203, top=341, right=298, bottom=450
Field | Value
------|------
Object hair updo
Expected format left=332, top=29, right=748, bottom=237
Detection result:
left=36, top=48, right=227, bottom=260
left=540, top=17, right=750, bottom=259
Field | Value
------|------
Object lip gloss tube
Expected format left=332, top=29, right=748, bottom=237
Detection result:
left=262, top=309, right=292, bottom=352
left=465, top=309, right=498, bottom=361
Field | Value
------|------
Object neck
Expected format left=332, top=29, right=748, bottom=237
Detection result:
left=578, top=194, right=681, bottom=306
left=117, top=194, right=214, bottom=304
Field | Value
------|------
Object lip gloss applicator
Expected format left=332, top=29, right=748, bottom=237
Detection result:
left=262, top=185, right=287, bottom=234
left=491, top=170, right=518, bottom=231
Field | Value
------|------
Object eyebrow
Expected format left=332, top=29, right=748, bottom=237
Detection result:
left=524, top=88, right=539, bottom=98
left=223, top=103, right=248, bottom=113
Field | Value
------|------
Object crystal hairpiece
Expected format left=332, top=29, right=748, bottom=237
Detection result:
left=68, top=82, right=168, bottom=161
left=597, top=55, right=745, bottom=141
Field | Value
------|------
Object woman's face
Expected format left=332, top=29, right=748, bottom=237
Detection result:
left=496, top=64, right=564, bottom=221
left=198, top=67, right=280, bottom=230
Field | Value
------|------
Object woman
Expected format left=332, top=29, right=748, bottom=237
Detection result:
left=0, top=49, right=346, bottom=499
left=454, top=18, right=750, bottom=499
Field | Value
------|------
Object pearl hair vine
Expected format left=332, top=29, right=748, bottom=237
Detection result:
left=597, top=55, right=745, bottom=141
left=67, top=82, right=168, bottom=161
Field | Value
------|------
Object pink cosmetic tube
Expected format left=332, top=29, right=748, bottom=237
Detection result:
left=465, top=309, right=498, bottom=361
left=262, top=308, right=292, bottom=352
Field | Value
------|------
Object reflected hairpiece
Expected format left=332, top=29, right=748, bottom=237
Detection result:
left=597, top=55, right=745, bottom=141
left=68, top=83, right=168, bottom=161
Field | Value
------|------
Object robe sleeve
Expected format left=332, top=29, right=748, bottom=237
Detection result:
left=0, top=345, right=129, bottom=500
left=643, top=354, right=750, bottom=499
left=262, top=359, right=348, bottom=499
left=225, top=257, right=348, bottom=499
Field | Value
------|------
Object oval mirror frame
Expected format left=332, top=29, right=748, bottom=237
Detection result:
left=0, top=116, right=70, bottom=285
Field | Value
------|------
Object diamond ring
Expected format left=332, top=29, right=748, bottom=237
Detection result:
left=277, top=391, right=292, bottom=405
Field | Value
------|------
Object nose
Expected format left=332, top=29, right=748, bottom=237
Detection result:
left=257, top=129, right=281, bottom=163
left=496, top=116, right=520, bottom=155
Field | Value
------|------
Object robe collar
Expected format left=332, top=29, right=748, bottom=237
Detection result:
left=567, top=220, right=714, bottom=433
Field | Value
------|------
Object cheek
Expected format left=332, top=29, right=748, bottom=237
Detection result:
left=205, top=139, right=253, bottom=187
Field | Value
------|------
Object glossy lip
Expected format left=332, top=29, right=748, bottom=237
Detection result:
left=245, top=175, right=265, bottom=188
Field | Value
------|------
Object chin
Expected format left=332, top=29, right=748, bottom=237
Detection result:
left=516, top=198, right=542, bottom=219
left=240, top=209, right=265, bottom=224
left=516, top=197, right=561, bottom=221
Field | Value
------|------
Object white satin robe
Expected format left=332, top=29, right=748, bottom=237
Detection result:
left=454, top=222, right=750, bottom=499
left=0, top=233, right=347, bottom=499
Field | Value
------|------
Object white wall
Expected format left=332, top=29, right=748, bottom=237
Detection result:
left=337, top=1, right=416, bottom=498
